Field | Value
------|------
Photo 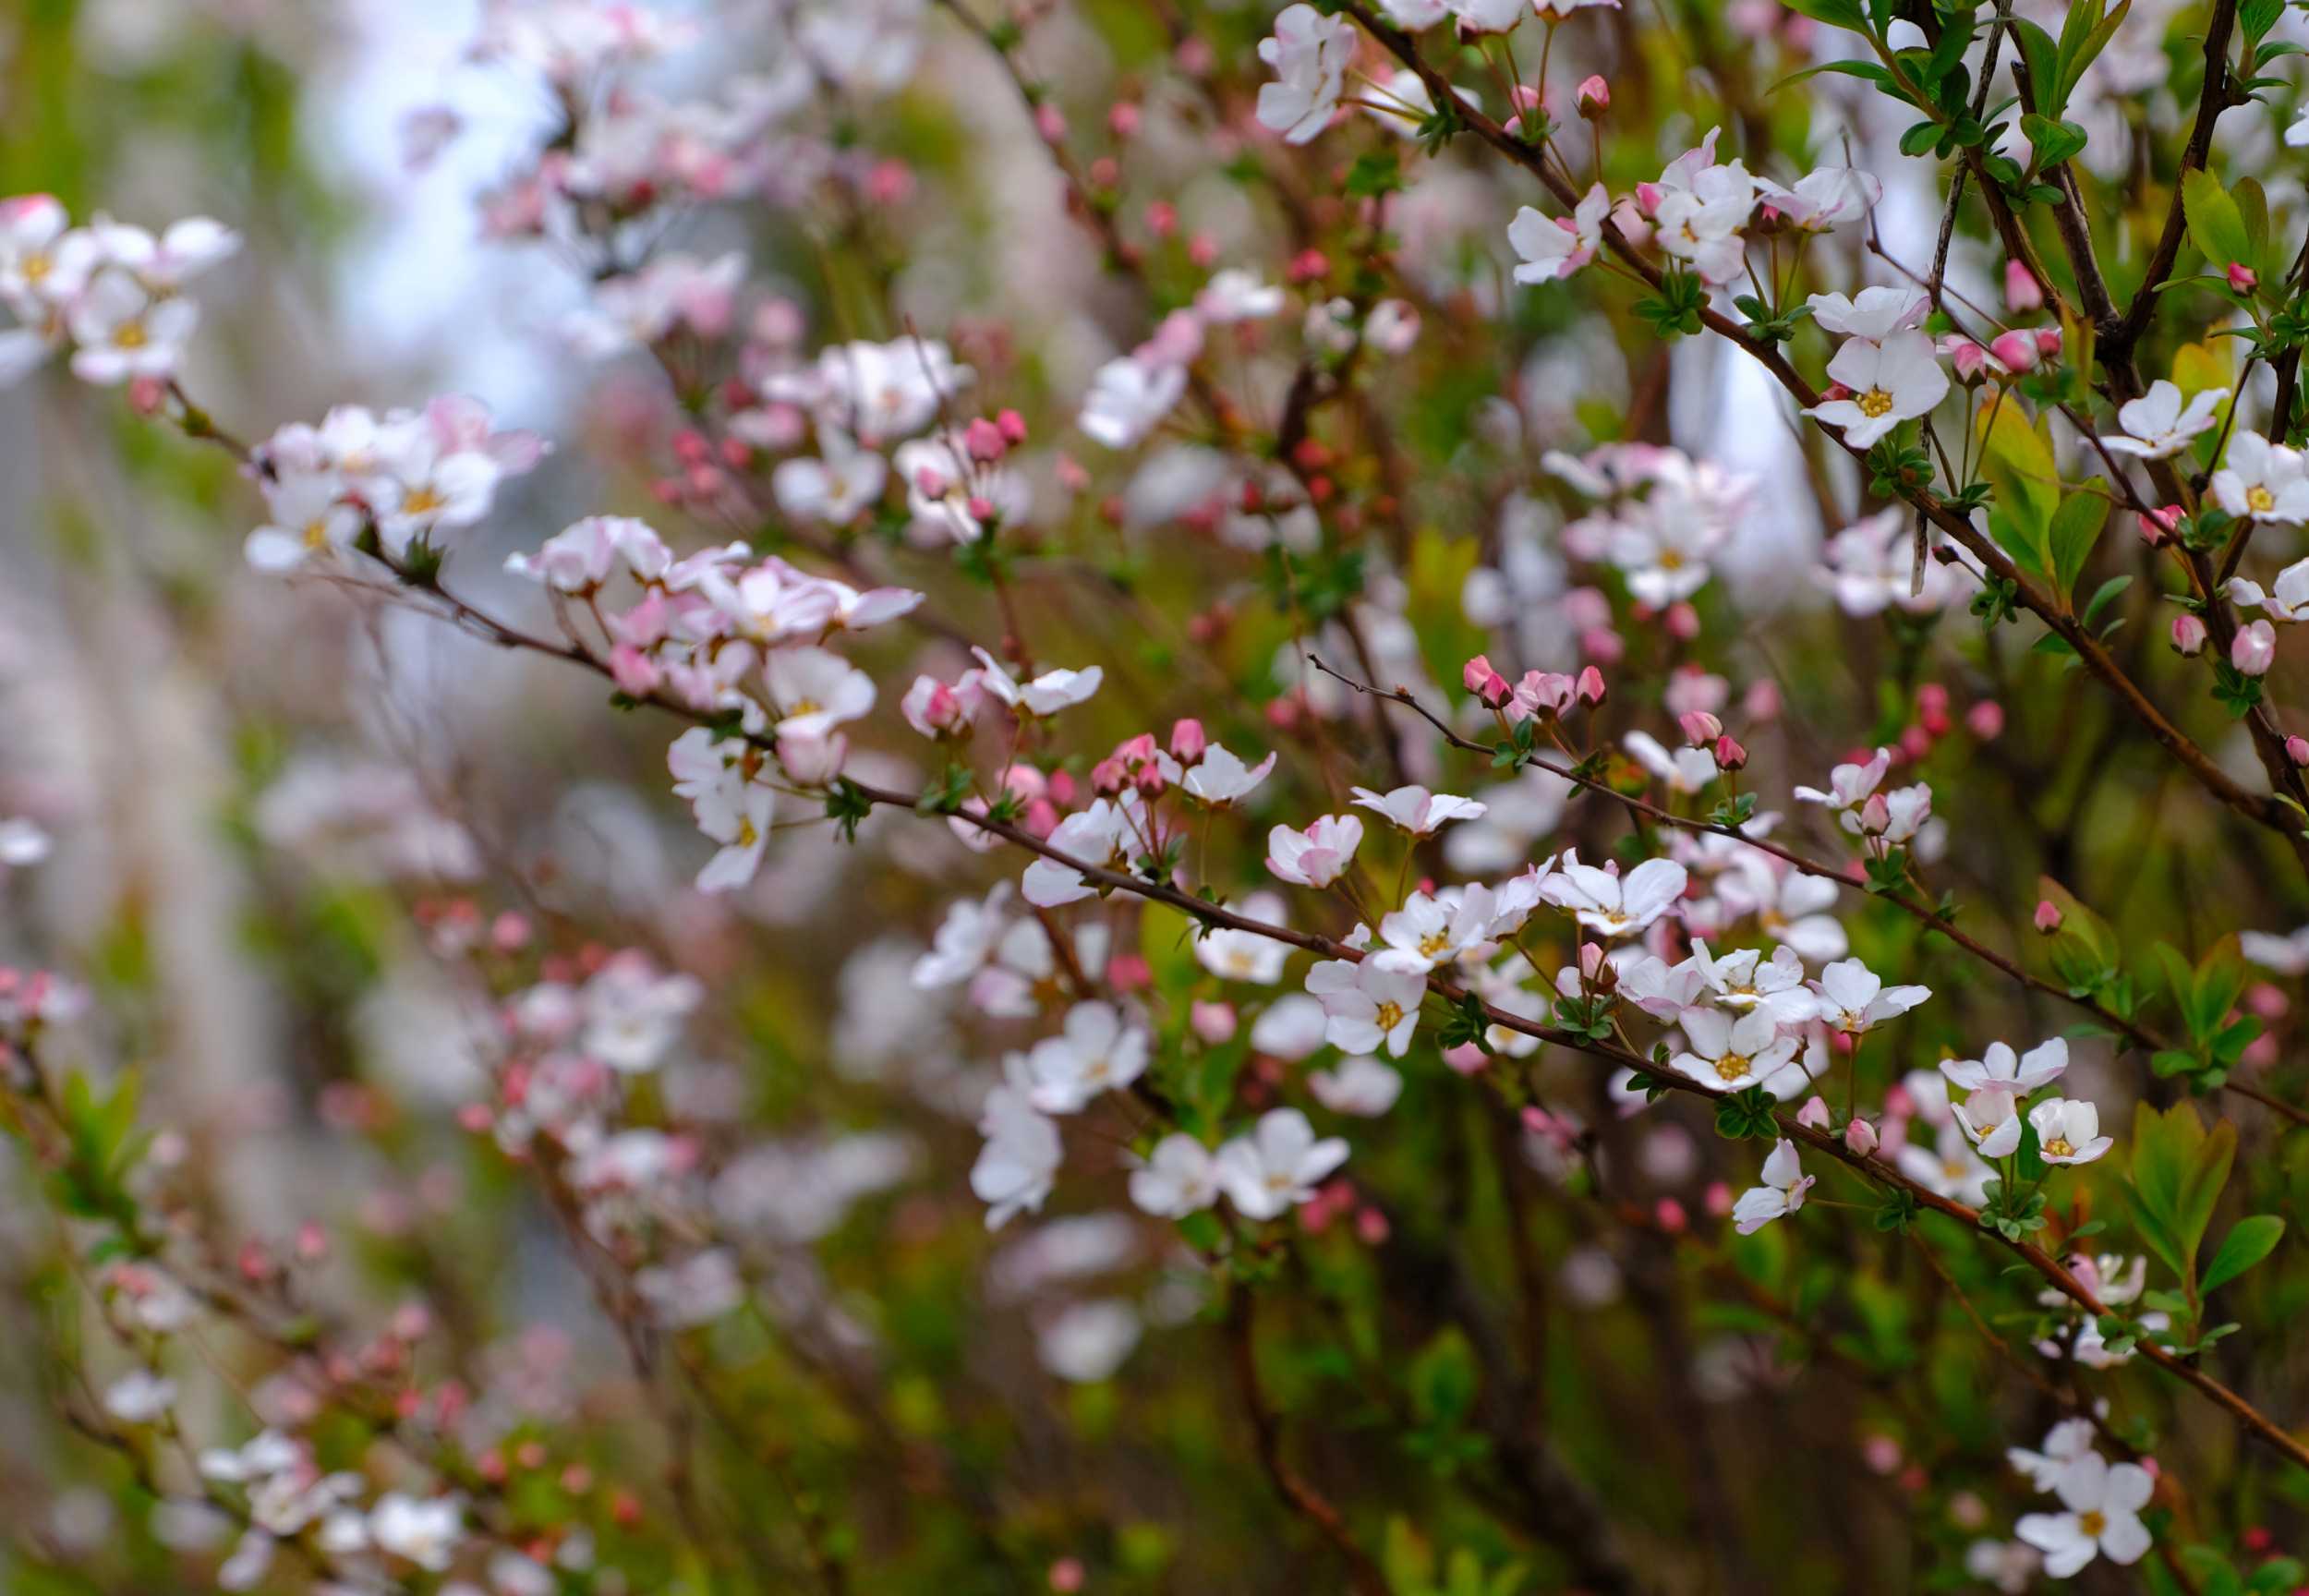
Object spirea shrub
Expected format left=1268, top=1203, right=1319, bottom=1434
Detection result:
left=6, top=0, right=2309, bottom=1590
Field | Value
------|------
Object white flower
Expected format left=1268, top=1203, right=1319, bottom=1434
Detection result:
left=0, top=817, right=52, bottom=866
left=1952, top=1082, right=2025, bottom=1157
left=503, top=515, right=670, bottom=590
left=668, top=728, right=777, bottom=892
left=1818, top=507, right=1966, bottom=615
left=66, top=270, right=198, bottom=385
left=1255, top=6, right=1356, bottom=145
left=1350, top=783, right=1487, bottom=836
left=2102, top=379, right=2226, bottom=460
left=369, top=1493, right=464, bottom=1572
left=1267, top=814, right=1365, bottom=887
left=1195, top=894, right=1294, bottom=984
left=1216, top=1107, right=1349, bottom=1219
left=1895, top=1119, right=1993, bottom=1205
left=1624, top=731, right=1717, bottom=793
left=763, top=645, right=876, bottom=739
left=1130, top=1133, right=1222, bottom=1216
left=1309, top=1056, right=1403, bottom=1116
left=581, top=956, right=702, bottom=1072
left=1080, top=355, right=1189, bottom=449
left=1804, top=285, right=1928, bottom=340
left=1617, top=951, right=1707, bottom=1018
left=0, top=195, right=100, bottom=310
left=2212, top=432, right=2309, bottom=523
left=1509, top=185, right=1610, bottom=284
left=1689, top=940, right=1818, bottom=1022
left=1941, top=1037, right=2067, bottom=1094
left=970, top=647, right=1103, bottom=717
left=1197, top=269, right=1285, bottom=322
left=1756, top=168, right=1881, bottom=231
left=772, top=430, right=888, bottom=524
left=1805, top=330, right=1949, bottom=449
left=1038, top=1300, right=1142, bottom=1383
left=2015, top=1451, right=2154, bottom=1577
left=1672, top=1005, right=1805, bottom=1095
left=90, top=214, right=240, bottom=289
left=366, top=411, right=503, bottom=555
left=2007, top=1417, right=2097, bottom=1491
left=1250, top=993, right=1331, bottom=1059
left=1652, top=161, right=1757, bottom=284
left=2027, top=1097, right=2113, bottom=1166
left=973, top=1060, right=1064, bottom=1228
left=1026, top=1001, right=1151, bottom=1113
left=243, top=468, right=364, bottom=573
left=1964, top=1541, right=2041, bottom=1594
left=1022, top=795, right=1140, bottom=907
left=1731, top=1138, right=1812, bottom=1234
left=1540, top=851, right=1687, bottom=937
left=103, top=1371, right=177, bottom=1423
left=1305, top=955, right=1426, bottom=1056
left=1811, top=958, right=1930, bottom=1034
left=2227, top=557, right=2309, bottom=623
left=1449, top=0, right=1528, bottom=31
left=1793, top=747, right=1891, bottom=828
left=1180, top=744, right=1277, bottom=805
left=1372, top=886, right=1499, bottom=973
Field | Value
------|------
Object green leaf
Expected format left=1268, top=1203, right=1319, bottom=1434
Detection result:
left=2011, top=18, right=2061, bottom=111
left=2182, top=168, right=2254, bottom=270
left=2201, top=1215, right=2285, bottom=1294
left=2046, top=493, right=2107, bottom=602
left=1408, top=1327, right=1480, bottom=1428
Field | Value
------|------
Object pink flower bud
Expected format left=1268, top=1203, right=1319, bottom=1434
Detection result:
left=1965, top=699, right=2004, bottom=740
left=997, top=408, right=1028, bottom=445
left=2004, top=260, right=2044, bottom=312
left=963, top=416, right=1006, bottom=462
left=1714, top=734, right=1747, bottom=771
left=1844, top=1118, right=1879, bottom=1156
left=2035, top=327, right=2061, bottom=358
left=1945, top=338, right=1991, bottom=381
left=1191, top=1000, right=1238, bottom=1044
left=2288, top=735, right=2309, bottom=768
left=2137, top=503, right=2181, bottom=545
left=1577, top=665, right=1608, bottom=706
left=1989, top=329, right=2040, bottom=372
left=1578, top=940, right=1607, bottom=979
left=1464, top=654, right=1511, bottom=706
left=1034, top=103, right=1067, bottom=142
left=1678, top=710, right=1723, bottom=746
left=2034, top=899, right=2064, bottom=933
left=1796, top=1094, right=1831, bottom=1130
left=2229, top=261, right=2259, bottom=294
left=1654, top=1197, right=1687, bottom=1234
left=2233, top=618, right=2279, bottom=676
left=1665, top=601, right=1701, bottom=640
left=2171, top=613, right=2207, bottom=656
left=1169, top=717, right=1207, bottom=761
left=1108, top=102, right=1142, bottom=139
left=1576, top=74, right=1609, bottom=114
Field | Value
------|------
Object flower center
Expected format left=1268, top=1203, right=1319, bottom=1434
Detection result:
left=1856, top=387, right=1895, bottom=418
left=303, top=519, right=332, bottom=549
left=790, top=697, right=822, bottom=719
left=1713, top=1052, right=1751, bottom=1082
left=2044, top=1136, right=2073, bottom=1158
left=401, top=486, right=445, bottom=516
left=114, top=320, right=149, bottom=349
left=2248, top=485, right=2276, bottom=514
left=2078, top=1510, right=2107, bottom=1540
left=1658, top=549, right=1686, bottom=570
left=1373, top=1000, right=1405, bottom=1031
left=1417, top=931, right=1453, bottom=957
left=735, top=815, right=759, bottom=848
left=23, top=252, right=51, bottom=283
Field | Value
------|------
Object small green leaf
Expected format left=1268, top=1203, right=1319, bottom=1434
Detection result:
left=2201, top=1215, right=2285, bottom=1294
